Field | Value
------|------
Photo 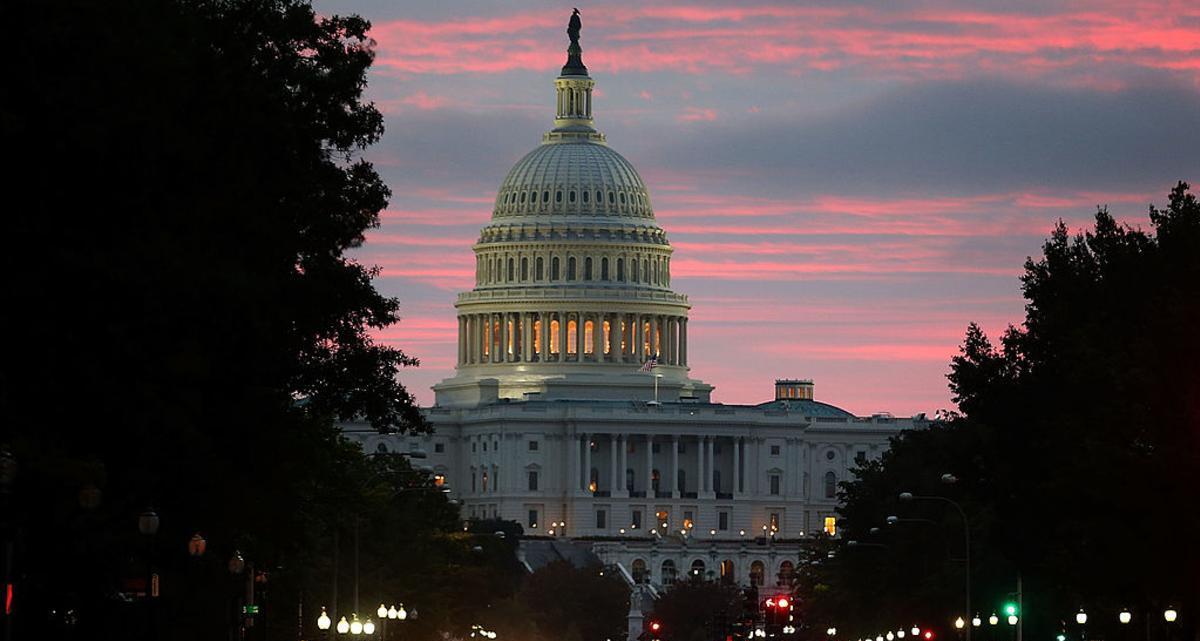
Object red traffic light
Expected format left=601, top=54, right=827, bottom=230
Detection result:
left=923, top=632, right=933, bottom=640
left=777, top=598, right=790, bottom=609
left=650, top=622, right=662, bottom=632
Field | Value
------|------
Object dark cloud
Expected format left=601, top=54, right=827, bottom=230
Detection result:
left=628, top=76, right=1200, bottom=198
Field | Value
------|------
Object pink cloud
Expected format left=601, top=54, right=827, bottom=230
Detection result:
left=677, top=107, right=718, bottom=122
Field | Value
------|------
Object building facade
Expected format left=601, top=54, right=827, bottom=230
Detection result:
left=343, top=19, right=925, bottom=591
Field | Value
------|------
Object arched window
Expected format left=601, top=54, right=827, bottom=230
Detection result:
left=520, top=192, right=526, bottom=203
left=536, top=257, right=544, bottom=280
left=608, top=191, right=615, bottom=204
left=582, top=190, right=589, bottom=203
left=521, top=257, right=528, bottom=281
left=555, top=190, right=562, bottom=203
left=661, top=560, right=677, bottom=585
left=584, top=257, right=593, bottom=280
left=542, top=190, right=550, bottom=203
left=642, top=259, right=649, bottom=282
left=567, top=319, right=578, bottom=355
left=568, top=257, right=576, bottom=280
left=750, top=561, right=765, bottom=587
left=677, top=469, right=686, bottom=493
left=778, top=561, right=795, bottom=586
left=632, top=559, right=648, bottom=584
left=720, top=560, right=735, bottom=584
left=632, top=259, right=639, bottom=282
left=824, top=471, right=837, bottom=498
left=569, top=190, right=576, bottom=203
left=507, top=258, right=514, bottom=281
left=617, top=258, right=625, bottom=281
left=550, top=319, right=561, bottom=355
left=583, top=320, right=594, bottom=354
left=601, top=257, right=609, bottom=280
left=376, top=443, right=388, bottom=454
left=596, top=190, right=603, bottom=204
left=551, top=257, right=560, bottom=280
left=690, top=559, right=706, bottom=579
left=620, top=192, right=626, bottom=205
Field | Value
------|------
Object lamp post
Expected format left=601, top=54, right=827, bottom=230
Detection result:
left=899, top=476, right=971, bottom=641
left=1075, top=609, right=1087, bottom=641
left=318, top=607, right=332, bottom=640
left=138, top=508, right=160, bottom=641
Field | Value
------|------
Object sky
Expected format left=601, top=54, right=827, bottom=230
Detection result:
left=313, top=0, right=1200, bottom=416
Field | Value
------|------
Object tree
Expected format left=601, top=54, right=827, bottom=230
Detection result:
left=1, top=0, right=434, bottom=637
left=650, top=581, right=742, bottom=641
left=517, top=561, right=630, bottom=641
left=807, top=183, right=1200, bottom=641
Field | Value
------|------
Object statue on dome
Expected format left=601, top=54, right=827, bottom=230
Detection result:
left=568, top=9, right=581, bottom=45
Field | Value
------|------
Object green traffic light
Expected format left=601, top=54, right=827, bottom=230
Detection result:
left=1055, top=636, right=1065, bottom=641
left=1003, top=603, right=1018, bottom=617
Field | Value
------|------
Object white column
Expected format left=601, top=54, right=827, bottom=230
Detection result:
left=500, top=312, right=509, bottom=362
left=522, top=313, right=532, bottom=362
left=539, top=311, right=549, bottom=361
left=645, top=434, right=653, bottom=497
left=696, top=435, right=704, bottom=495
left=618, top=435, right=628, bottom=496
left=632, top=314, right=642, bottom=361
left=558, top=311, right=568, bottom=362
left=609, top=435, right=618, bottom=493
left=680, top=318, right=688, bottom=367
left=733, top=437, right=741, bottom=495
left=670, top=437, right=679, bottom=497
left=703, top=437, right=711, bottom=493
left=575, top=312, right=585, bottom=361
left=583, top=432, right=592, bottom=492
left=592, top=312, right=603, bottom=361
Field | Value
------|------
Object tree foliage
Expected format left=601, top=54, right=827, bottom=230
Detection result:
left=0, top=0, right=442, bottom=637
left=650, top=580, right=742, bottom=641
left=806, top=183, right=1200, bottom=641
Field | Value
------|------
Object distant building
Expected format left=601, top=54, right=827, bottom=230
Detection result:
left=342, top=16, right=925, bottom=591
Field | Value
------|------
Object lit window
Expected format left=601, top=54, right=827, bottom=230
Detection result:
left=824, top=516, right=837, bottom=536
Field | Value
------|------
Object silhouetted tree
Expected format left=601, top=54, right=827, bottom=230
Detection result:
left=805, top=183, right=1200, bottom=641
left=1, top=0, right=434, bottom=638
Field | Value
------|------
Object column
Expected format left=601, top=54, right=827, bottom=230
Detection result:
left=696, top=435, right=704, bottom=496
left=463, top=316, right=471, bottom=364
left=632, top=314, right=642, bottom=361
left=493, top=314, right=502, bottom=363
left=700, top=439, right=710, bottom=494
left=679, top=318, right=688, bottom=367
left=583, top=433, right=592, bottom=492
left=569, top=434, right=581, bottom=497
left=733, top=437, right=741, bottom=495
left=558, top=311, right=568, bottom=362
left=539, top=311, right=549, bottom=362
left=499, top=314, right=508, bottom=364
left=645, top=434, right=653, bottom=497
left=667, top=318, right=677, bottom=365
left=575, top=312, right=585, bottom=362
left=670, top=437, right=679, bottom=497
left=610, top=435, right=619, bottom=494
left=618, top=435, right=628, bottom=496
left=592, top=312, right=603, bottom=361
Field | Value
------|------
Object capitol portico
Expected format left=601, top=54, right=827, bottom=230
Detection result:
left=343, top=14, right=926, bottom=591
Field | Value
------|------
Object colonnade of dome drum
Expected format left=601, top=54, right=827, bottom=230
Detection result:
left=456, top=311, right=687, bottom=368
left=474, top=247, right=671, bottom=288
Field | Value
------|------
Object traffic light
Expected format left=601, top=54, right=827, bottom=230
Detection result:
left=1003, top=603, right=1018, bottom=617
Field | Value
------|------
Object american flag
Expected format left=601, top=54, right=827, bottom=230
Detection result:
left=639, top=354, right=659, bottom=372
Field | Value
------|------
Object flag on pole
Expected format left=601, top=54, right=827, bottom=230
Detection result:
left=639, top=354, right=659, bottom=372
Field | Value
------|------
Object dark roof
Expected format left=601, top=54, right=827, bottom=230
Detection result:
left=521, top=539, right=600, bottom=571
left=752, top=398, right=856, bottom=418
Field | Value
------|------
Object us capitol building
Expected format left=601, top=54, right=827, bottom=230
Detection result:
left=344, top=15, right=926, bottom=591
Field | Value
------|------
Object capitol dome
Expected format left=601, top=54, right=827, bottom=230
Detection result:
left=433, top=14, right=711, bottom=408
left=492, top=142, right=654, bottom=221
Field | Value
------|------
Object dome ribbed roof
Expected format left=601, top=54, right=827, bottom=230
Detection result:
left=492, top=140, right=655, bottom=220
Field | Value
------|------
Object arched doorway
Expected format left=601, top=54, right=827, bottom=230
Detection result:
left=661, top=559, right=677, bottom=585
left=720, top=559, right=735, bottom=584
left=750, top=561, right=765, bottom=587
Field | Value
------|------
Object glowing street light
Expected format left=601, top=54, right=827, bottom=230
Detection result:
left=1164, top=608, right=1178, bottom=623
left=364, top=620, right=376, bottom=635
left=337, top=617, right=351, bottom=634
left=351, top=614, right=363, bottom=635
left=1076, top=610, right=1088, bottom=626
left=988, top=615, right=999, bottom=626
left=318, top=607, right=332, bottom=631
left=955, top=618, right=965, bottom=630
left=1119, top=611, right=1132, bottom=625
left=378, top=604, right=388, bottom=619
left=971, top=617, right=981, bottom=628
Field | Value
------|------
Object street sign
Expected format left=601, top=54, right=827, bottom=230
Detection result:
left=243, top=605, right=260, bottom=615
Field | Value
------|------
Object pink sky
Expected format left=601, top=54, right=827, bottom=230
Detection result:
left=316, top=0, right=1200, bottom=415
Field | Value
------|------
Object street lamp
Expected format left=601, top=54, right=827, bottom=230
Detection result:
left=229, top=551, right=246, bottom=575
left=955, top=618, right=965, bottom=630
left=898, top=488, right=971, bottom=641
left=318, top=608, right=332, bottom=631
left=1076, top=610, right=1088, bottom=625
left=398, top=604, right=408, bottom=620
left=911, top=627, right=920, bottom=636
left=988, top=615, right=998, bottom=626
left=364, top=620, right=376, bottom=635
left=1164, top=607, right=1178, bottom=623
left=138, top=509, right=161, bottom=536
left=351, top=614, right=363, bottom=635
left=972, top=617, right=981, bottom=628
left=337, top=616, right=350, bottom=634
left=1007, top=616, right=1017, bottom=626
